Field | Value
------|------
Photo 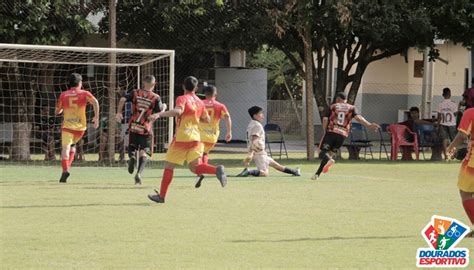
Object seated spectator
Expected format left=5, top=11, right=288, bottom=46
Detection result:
left=398, top=107, right=436, bottom=160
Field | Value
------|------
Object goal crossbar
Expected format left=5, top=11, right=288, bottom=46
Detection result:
left=0, top=43, right=174, bottom=67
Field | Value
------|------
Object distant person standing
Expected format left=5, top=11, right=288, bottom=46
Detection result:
left=437, top=88, right=458, bottom=160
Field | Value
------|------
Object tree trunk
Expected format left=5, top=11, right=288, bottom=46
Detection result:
left=303, top=24, right=315, bottom=160
left=10, top=70, right=35, bottom=161
left=347, top=62, right=368, bottom=105
left=11, top=123, right=31, bottom=161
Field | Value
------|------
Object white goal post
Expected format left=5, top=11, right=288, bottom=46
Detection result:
left=0, top=43, right=174, bottom=162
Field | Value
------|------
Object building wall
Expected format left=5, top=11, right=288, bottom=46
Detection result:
left=215, top=68, right=267, bottom=141
left=358, top=42, right=469, bottom=125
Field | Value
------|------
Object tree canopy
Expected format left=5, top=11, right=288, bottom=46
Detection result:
left=1, top=0, right=103, bottom=45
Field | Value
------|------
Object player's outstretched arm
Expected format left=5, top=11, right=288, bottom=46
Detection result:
left=354, top=115, right=379, bottom=131
left=55, top=97, right=63, bottom=115
left=115, top=97, right=127, bottom=122
left=89, top=96, right=100, bottom=129
left=224, top=114, right=232, bottom=142
left=157, top=107, right=183, bottom=118
left=447, top=131, right=468, bottom=158
left=322, top=117, right=328, bottom=133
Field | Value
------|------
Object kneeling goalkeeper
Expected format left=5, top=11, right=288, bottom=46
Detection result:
left=237, top=106, right=300, bottom=177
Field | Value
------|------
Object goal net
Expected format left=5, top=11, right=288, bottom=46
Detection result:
left=0, top=43, right=174, bottom=164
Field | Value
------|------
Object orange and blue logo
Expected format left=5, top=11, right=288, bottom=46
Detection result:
left=416, top=215, right=470, bottom=268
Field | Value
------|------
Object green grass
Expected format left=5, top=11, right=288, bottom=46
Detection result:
left=1, top=157, right=473, bottom=269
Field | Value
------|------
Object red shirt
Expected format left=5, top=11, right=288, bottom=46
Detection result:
left=126, top=89, right=162, bottom=135
left=174, top=92, right=206, bottom=142
left=326, top=103, right=358, bottom=137
left=199, top=98, right=229, bottom=143
left=458, top=108, right=474, bottom=167
left=56, top=88, right=94, bottom=131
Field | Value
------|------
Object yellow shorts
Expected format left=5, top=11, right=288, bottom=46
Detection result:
left=61, top=129, right=85, bottom=147
left=457, top=161, right=474, bottom=193
left=202, top=142, right=216, bottom=154
left=165, top=141, right=203, bottom=165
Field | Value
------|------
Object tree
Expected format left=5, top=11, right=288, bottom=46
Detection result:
left=100, top=1, right=265, bottom=82
left=262, top=0, right=436, bottom=112
left=1, top=0, right=102, bottom=160
left=247, top=45, right=303, bottom=126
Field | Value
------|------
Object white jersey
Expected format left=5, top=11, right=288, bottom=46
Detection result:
left=246, top=119, right=266, bottom=155
left=437, top=99, right=457, bottom=126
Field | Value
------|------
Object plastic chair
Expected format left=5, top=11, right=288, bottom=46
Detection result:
left=387, top=124, right=419, bottom=161
left=378, top=123, right=391, bottom=159
left=415, top=124, right=439, bottom=160
left=264, top=123, right=288, bottom=159
left=348, top=122, right=374, bottom=159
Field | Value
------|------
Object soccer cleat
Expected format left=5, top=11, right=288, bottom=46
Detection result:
left=311, top=174, right=319, bottom=180
left=195, top=175, right=205, bottom=188
left=134, top=174, right=142, bottom=185
left=236, top=168, right=250, bottom=177
left=294, top=167, right=301, bottom=176
left=216, top=165, right=227, bottom=187
left=147, top=189, right=165, bottom=203
left=127, top=157, right=136, bottom=174
left=59, top=172, right=70, bottom=183
left=322, top=158, right=335, bottom=174
left=466, top=230, right=474, bottom=238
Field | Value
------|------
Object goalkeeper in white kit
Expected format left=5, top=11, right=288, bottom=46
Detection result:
left=237, top=106, right=301, bottom=177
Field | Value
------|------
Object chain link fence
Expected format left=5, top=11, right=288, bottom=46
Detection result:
left=0, top=2, right=469, bottom=164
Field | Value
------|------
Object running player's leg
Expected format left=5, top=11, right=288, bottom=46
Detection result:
left=135, top=135, right=152, bottom=185
left=127, top=132, right=139, bottom=174
left=59, top=130, right=74, bottom=183
left=269, top=158, right=300, bottom=176
left=148, top=142, right=185, bottom=203
left=314, top=134, right=333, bottom=179
left=460, top=190, right=474, bottom=237
left=189, top=143, right=226, bottom=187
left=195, top=142, right=215, bottom=188
left=313, top=133, right=344, bottom=179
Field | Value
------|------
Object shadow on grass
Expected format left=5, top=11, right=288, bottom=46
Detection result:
left=229, top=235, right=416, bottom=243
left=1, top=202, right=151, bottom=209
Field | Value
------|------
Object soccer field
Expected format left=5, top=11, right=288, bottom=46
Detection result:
left=1, top=158, right=473, bottom=269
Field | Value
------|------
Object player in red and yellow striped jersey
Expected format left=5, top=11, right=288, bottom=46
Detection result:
left=194, top=84, right=232, bottom=188
left=447, top=105, right=474, bottom=236
left=147, top=76, right=227, bottom=204
left=55, top=73, right=99, bottom=183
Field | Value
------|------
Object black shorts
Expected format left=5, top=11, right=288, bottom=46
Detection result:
left=129, top=132, right=153, bottom=156
left=320, top=132, right=345, bottom=153
left=439, top=125, right=456, bottom=141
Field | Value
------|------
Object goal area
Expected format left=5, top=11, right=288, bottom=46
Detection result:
left=0, top=43, right=175, bottom=163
